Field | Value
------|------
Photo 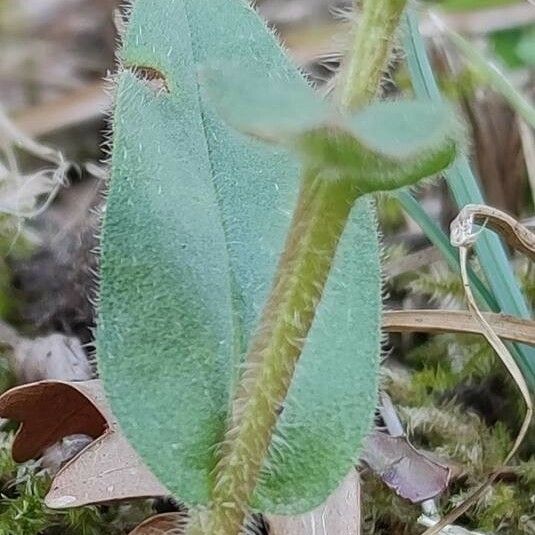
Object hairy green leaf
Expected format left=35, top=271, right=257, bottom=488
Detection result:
left=202, top=66, right=462, bottom=193
left=198, top=64, right=330, bottom=143
left=252, top=196, right=381, bottom=513
left=99, top=0, right=381, bottom=514
left=298, top=101, right=461, bottom=192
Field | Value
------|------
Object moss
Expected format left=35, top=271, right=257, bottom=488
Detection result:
left=361, top=471, right=422, bottom=535
left=0, top=438, right=154, bottom=534
left=367, top=260, right=535, bottom=533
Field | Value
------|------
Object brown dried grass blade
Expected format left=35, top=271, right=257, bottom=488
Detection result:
left=421, top=207, right=534, bottom=535
left=13, top=82, right=109, bottom=138
left=384, top=310, right=535, bottom=345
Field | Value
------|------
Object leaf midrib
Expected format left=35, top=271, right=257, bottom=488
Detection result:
left=182, top=0, right=247, bottom=417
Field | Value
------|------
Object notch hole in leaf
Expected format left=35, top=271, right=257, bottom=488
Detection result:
left=127, top=65, right=169, bottom=94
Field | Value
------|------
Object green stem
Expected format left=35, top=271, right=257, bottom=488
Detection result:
left=339, top=0, right=407, bottom=110
left=206, top=174, right=359, bottom=534
left=186, top=1, right=407, bottom=533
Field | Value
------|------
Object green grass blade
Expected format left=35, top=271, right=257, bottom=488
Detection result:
left=403, top=7, right=535, bottom=388
left=436, top=18, right=535, bottom=128
left=436, top=0, right=518, bottom=12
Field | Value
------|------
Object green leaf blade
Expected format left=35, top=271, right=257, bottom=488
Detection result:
left=199, top=63, right=329, bottom=143
left=100, top=0, right=383, bottom=516
left=202, top=66, right=463, bottom=194
left=99, top=0, right=303, bottom=506
left=300, top=100, right=461, bottom=192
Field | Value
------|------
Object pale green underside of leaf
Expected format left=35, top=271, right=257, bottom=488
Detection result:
left=202, top=66, right=462, bottom=193
left=98, top=0, right=381, bottom=514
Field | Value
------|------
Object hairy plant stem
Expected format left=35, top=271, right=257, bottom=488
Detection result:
left=339, top=0, right=407, bottom=110
left=186, top=1, right=407, bottom=533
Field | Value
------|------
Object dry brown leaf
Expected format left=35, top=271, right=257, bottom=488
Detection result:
left=46, top=427, right=167, bottom=508
left=268, top=471, right=361, bottom=535
left=0, top=381, right=106, bottom=462
left=129, top=513, right=186, bottom=535
left=0, top=380, right=167, bottom=507
left=383, top=309, right=535, bottom=345
left=0, top=323, right=95, bottom=471
left=361, top=432, right=450, bottom=504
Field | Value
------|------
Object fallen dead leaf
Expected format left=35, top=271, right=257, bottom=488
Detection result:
left=129, top=513, right=186, bottom=535
left=0, top=322, right=95, bottom=472
left=0, top=380, right=167, bottom=507
left=361, top=432, right=450, bottom=504
left=46, top=419, right=167, bottom=508
left=0, top=381, right=106, bottom=462
left=268, top=471, right=361, bottom=535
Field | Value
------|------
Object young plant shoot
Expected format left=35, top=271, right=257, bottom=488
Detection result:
left=98, top=1, right=463, bottom=533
